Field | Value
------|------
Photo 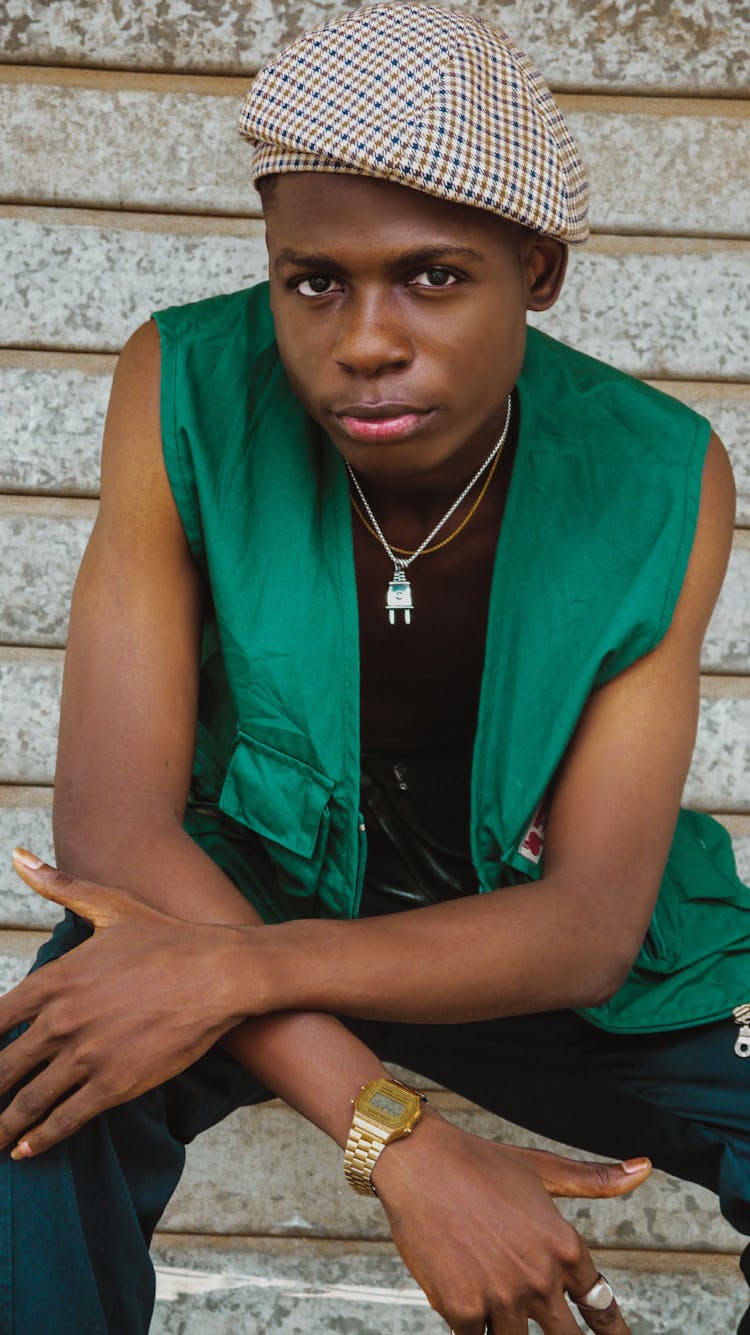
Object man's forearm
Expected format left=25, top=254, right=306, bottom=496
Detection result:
left=231, top=875, right=639, bottom=1027
left=221, top=1014, right=390, bottom=1147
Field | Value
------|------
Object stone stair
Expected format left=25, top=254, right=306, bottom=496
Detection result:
left=149, top=1238, right=745, bottom=1334
left=149, top=1092, right=747, bottom=1333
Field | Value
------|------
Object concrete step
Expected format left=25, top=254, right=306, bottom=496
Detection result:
left=1, top=3, right=743, bottom=94
left=2, top=71, right=748, bottom=239
left=150, top=1235, right=748, bottom=1334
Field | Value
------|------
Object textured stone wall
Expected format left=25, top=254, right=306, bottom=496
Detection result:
left=1, top=3, right=748, bottom=1330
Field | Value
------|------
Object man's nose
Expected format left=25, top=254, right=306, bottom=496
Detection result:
left=333, top=293, right=413, bottom=375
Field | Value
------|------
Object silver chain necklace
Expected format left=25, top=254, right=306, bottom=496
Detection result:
left=346, top=394, right=512, bottom=624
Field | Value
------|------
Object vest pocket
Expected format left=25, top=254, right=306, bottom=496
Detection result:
left=217, top=731, right=335, bottom=905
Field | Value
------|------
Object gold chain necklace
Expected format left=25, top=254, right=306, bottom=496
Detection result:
left=349, top=443, right=502, bottom=558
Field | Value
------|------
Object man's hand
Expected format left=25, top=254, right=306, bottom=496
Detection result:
left=0, top=849, right=251, bottom=1159
left=372, top=1112, right=651, bottom=1334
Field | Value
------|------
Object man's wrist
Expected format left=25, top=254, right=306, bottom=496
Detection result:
left=369, top=1104, right=447, bottom=1193
left=216, top=918, right=329, bottom=1025
left=212, top=921, right=276, bottom=1026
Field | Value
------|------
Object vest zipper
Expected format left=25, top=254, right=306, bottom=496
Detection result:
left=733, top=1004, right=750, bottom=1057
left=353, top=817, right=368, bottom=918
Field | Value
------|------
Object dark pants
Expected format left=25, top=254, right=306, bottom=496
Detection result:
left=2, top=911, right=749, bottom=1333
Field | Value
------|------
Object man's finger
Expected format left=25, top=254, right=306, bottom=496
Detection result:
left=446, top=1321, right=492, bottom=1335
left=523, top=1295, right=587, bottom=1334
left=0, top=1023, right=52, bottom=1099
left=453, top=1317, right=518, bottom=1335
left=0, top=1060, right=77, bottom=1151
left=567, top=1269, right=633, bottom=1335
left=0, top=970, right=51, bottom=1037
left=574, top=1289, right=631, bottom=1334
left=482, top=1309, right=526, bottom=1335
left=11, top=848, right=130, bottom=928
left=511, top=1146, right=652, bottom=1198
left=9, top=1085, right=99, bottom=1159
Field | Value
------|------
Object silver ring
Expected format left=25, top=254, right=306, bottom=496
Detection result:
left=574, top=1273, right=616, bottom=1311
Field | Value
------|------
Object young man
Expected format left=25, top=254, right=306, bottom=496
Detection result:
left=1, top=5, right=748, bottom=1332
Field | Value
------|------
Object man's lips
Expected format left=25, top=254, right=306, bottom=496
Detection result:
left=334, top=403, right=434, bottom=441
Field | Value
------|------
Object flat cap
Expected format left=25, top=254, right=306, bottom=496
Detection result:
left=237, top=3, right=588, bottom=244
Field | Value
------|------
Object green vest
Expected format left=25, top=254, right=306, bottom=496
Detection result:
left=153, top=283, right=750, bottom=1036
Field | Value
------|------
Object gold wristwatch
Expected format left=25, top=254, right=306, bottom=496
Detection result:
left=344, top=1077, right=427, bottom=1196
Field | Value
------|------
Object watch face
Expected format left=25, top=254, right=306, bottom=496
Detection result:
left=358, top=1080, right=419, bottom=1129
left=370, top=1089, right=409, bottom=1120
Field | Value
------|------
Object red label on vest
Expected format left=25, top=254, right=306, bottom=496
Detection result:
left=518, top=799, right=546, bottom=864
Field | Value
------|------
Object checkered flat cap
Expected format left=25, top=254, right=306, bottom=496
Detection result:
left=237, top=3, right=588, bottom=244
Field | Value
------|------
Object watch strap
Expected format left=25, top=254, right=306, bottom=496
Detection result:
left=344, top=1113, right=389, bottom=1196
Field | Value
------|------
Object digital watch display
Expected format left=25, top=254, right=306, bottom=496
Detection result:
left=369, top=1089, right=408, bottom=1120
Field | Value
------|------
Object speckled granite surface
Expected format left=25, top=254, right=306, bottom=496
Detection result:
left=1, top=0, right=745, bottom=93
left=149, top=1236, right=748, bottom=1334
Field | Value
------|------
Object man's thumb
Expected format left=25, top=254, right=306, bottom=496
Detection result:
left=11, top=847, right=114, bottom=928
left=514, top=1145, right=652, bottom=1198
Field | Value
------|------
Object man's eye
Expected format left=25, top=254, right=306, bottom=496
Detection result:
left=296, top=276, right=341, bottom=297
left=411, top=268, right=459, bottom=288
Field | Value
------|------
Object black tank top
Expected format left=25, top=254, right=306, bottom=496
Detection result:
left=358, top=751, right=477, bottom=917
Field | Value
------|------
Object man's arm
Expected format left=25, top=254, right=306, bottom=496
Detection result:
left=48, top=318, right=393, bottom=1141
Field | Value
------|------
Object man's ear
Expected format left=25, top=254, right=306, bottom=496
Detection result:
left=521, top=236, right=568, bottom=312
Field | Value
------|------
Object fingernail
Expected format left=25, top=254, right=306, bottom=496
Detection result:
left=10, top=1140, right=32, bottom=1160
left=12, top=848, right=44, bottom=870
left=622, top=1157, right=650, bottom=1173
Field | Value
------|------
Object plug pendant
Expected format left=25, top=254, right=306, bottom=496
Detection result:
left=386, top=574, right=413, bottom=625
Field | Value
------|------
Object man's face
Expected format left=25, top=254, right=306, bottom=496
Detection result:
left=265, top=173, right=565, bottom=486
